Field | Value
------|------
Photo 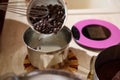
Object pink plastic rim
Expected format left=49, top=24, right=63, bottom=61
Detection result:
left=73, top=19, right=120, bottom=49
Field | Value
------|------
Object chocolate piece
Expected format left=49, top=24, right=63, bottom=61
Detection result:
left=87, top=26, right=107, bottom=39
left=82, top=25, right=111, bottom=40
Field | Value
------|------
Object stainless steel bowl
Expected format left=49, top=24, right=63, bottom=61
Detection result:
left=19, top=69, right=82, bottom=80
left=0, top=70, right=82, bottom=80
left=23, top=26, right=72, bottom=69
left=23, top=26, right=71, bottom=53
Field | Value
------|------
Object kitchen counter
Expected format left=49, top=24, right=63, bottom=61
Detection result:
left=0, top=0, right=120, bottom=79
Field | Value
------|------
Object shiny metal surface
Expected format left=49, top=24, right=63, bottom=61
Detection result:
left=23, top=26, right=72, bottom=69
left=87, top=56, right=96, bottom=80
left=0, top=70, right=82, bottom=80
left=23, top=26, right=71, bottom=53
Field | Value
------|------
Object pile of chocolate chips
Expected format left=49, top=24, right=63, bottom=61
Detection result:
left=29, top=4, right=65, bottom=34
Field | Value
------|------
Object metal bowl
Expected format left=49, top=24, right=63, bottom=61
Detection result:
left=20, top=69, right=82, bottom=80
left=0, top=70, right=81, bottom=80
left=23, top=26, right=71, bottom=53
left=23, top=26, right=72, bottom=69
left=27, top=0, right=67, bottom=34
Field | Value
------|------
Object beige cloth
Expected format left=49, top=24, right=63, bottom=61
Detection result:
left=0, top=19, right=28, bottom=75
left=0, top=19, right=91, bottom=80
left=69, top=47, right=91, bottom=80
